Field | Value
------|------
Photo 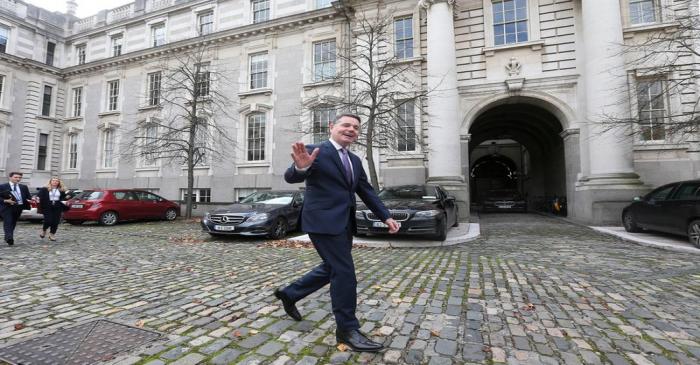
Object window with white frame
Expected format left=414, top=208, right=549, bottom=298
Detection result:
left=312, top=107, right=334, bottom=143
left=111, top=34, right=123, bottom=56
left=247, top=113, right=266, bottom=161
left=76, top=44, right=86, bottom=65
left=252, top=0, right=270, bottom=23
left=0, top=75, right=5, bottom=106
left=147, top=72, right=161, bottom=106
left=249, top=52, right=267, bottom=89
left=637, top=79, right=666, bottom=141
left=151, top=23, right=166, bottom=47
left=394, top=16, right=413, bottom=59
left=142, top=124, right=158, bottom=166
left=313, top=39, right=336, bottom=81
left=198, top=11, right=214, bottom=36
left=629, top=0, right=656, bottom=25
left=315, top=0, right=332, bottom=8
left=194, top=119, right=209, bottom=165
left=41, top=85, right=52, bottom=116
left=107, top=80, right=120, bottom=111
left=72, top=87, right=82, bottom=117
left=492, top=0, right=528, bottom=46
left=0, top=26, right=8, bottom=53
left=46, top=41, right=55, bottom=66
left=397, top=100, right=416, bottom=151
left=101, top=129, right=115, bottom=168
left=180, top=188, right=211, bottom=203
left=37, top=133, right=49, bottom=170
left=195, top=63, right=210, bottom=97
left=67, top=133, right=78, bottom=169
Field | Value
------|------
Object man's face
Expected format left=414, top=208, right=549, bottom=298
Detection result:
left=9, top=174, right=21, bottom=184
left=329, top=116, right=360, bottom=148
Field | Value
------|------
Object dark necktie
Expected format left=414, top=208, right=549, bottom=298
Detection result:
left=340, top=148, right=353, bottom=185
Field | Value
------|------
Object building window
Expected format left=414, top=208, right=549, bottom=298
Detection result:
left=67, top=134, right=78, bottom=169
left=247, top=113, right=266, bottom=161
left=72, top=87, right=82, bottom=117
left=493, top=0, right=528, bottom=46
left=252, top=0, right=270, bottom=23
left=397, top=101, right=416, bottom=151
left=312, top=107, right=334, bottom=143
left=195, top=64, right=210, bottom=97
left=107, top=80, right=119, bottom=111
left=76, top=44, right=86, bottom=65
left=315, top=0, right=332, bottom=8
left=313, top=39, right=336, bottom=82
left=111, top=34, right=123, bottom=56
left=142, top=124, right=158, bottom=166
left=629, top=0, right=656, bottom=25
left=37, top=133, right=48, bottom=170
left=0, top=26, right=8, bottom=53
left=41, top=85, right=52, bottom=116
left=198, top=11, right=214, bottom=36
left=147, top=72, right=161, bottom=106
left=45, top=42, right=55, bottom=66
left=194, top=119, right=209, bottom=165
left=180, top=188, right=211, bottom=203
left=151, top=23, right=166, bottom=47
left=102, top=129, right=115, bottom=168
left=637, top=80, right=666, bottom=141
left=249, top=52, right=267, bottom=89
left=0, top=75, right=5, bottom=105
left=394, top=16, right=413, bottom=59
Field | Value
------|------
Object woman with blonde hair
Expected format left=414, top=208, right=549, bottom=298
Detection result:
left=37, top=177, right=69, bottom=241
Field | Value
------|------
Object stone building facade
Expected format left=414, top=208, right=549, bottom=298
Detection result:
left=0, top=0, right=698, bottom=224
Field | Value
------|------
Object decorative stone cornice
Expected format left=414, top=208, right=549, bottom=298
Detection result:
left=418, top=0, right=456, bottom=9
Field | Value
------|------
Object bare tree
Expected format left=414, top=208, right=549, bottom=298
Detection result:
left=301, top=3, right=428, bottom=190
left=602, top=0, right=700, bottom=140
left=122, top=43, right=237, bottom=218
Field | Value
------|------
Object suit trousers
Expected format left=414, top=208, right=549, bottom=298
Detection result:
left=282, top=224, right=360, bottom=331
left=1, top=206, right=23, bottom=240
left=42, top=203, right=63, bottom=234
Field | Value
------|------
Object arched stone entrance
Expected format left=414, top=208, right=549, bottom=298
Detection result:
left=464, top=96, right=578, bottom=215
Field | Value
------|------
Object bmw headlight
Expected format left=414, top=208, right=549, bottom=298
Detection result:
left=248, top=213, right=270, bottom=222
left=415, top=210, right=441, bottom=217
left=355, top=210, right=366, bottom=219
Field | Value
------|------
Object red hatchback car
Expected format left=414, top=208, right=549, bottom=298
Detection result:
left=63, top=189, right=180, bottom=226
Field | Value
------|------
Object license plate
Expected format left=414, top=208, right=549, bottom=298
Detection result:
left=214, top=225, right=235, bottom=231
left=372, top=222, right=401, bottom=228
left=71, top=204, right=84, bottom=209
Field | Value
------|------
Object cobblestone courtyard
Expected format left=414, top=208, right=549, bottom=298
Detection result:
left=0, top=214, right=698, bottom=365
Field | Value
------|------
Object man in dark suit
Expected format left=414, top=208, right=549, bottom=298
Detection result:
left=274, top=114, right=399, bottom=352
left=0, top=172, right=32, bottom=246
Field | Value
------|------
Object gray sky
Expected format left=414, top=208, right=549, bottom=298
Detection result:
left=26, top=0, right=133, bottom=18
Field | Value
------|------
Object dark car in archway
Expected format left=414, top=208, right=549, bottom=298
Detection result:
left=481, top=189, right=527, bottom=212
left=622, top=180, right=700, bottom=248
left=355, top=184, right=459, bottom=241
left=201, top=190, right=304, bottom=239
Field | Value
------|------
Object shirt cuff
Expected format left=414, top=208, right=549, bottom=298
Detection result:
left=294, top=165, right=309, bottom=172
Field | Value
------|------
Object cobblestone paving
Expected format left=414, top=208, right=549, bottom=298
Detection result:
left=0, top=214, right=698, bottom=365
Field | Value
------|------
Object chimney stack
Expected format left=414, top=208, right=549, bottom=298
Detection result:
left=66, top=0, right=77, bottom=16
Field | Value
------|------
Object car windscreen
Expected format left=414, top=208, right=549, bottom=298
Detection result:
left=240, top=192, right=294, bottom=205
left=76, top=191, right=103, bottom=200
left=378, top=186, right=429, bottom=199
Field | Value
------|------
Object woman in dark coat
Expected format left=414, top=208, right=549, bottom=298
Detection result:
left=37, top=177, right=69, bottom=241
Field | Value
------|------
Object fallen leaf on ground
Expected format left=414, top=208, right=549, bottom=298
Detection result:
left=482, top=345, right=492, bottom=353
left=337, top=343, right=349, bottom=352
left=14, top=323, right=24, bottom=331
left=134, top=320, right=145, bottom=328
left=430, top=330, right=440, bottom=337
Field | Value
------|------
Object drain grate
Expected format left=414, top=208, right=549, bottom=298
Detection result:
left=0, top=319, right=161, bottom=365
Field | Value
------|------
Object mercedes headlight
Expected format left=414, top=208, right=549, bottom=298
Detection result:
left=204, top=212, right=211, bottom=220
left=248, top=213, right=270, bottom=222
left=415, top=210, right=440, bottom=217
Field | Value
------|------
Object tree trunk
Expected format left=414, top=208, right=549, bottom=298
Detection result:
left=365, top=115, right=380, bottom=190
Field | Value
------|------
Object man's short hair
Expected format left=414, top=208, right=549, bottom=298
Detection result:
left=8, top=172, right=22, bottom=178
left=334, top=113, right=361, bottom=124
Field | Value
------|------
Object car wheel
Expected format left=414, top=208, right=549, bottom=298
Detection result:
left=433, top=217, right=447, bottom=241
left=99, top=211, right=118, bottom=226
left=66, top=220, right=83, bottom=225
left=268, top=218, right=288, bottom=240
left=687, top=220, right=700, bottom=248
left=164, top=208, right=178, bottom=221
left=622, top=211, right=641, bottom=233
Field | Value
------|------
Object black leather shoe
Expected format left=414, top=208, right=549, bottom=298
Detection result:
left=336, top=329, right=383, bottom=352
left=274, top=288, right=301, bottom=321
left=6, top=238, right=14, bottom=246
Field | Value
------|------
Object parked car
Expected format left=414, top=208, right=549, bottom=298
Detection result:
left=63, top=189, right=180, bottom=225
left=355, top=184, right=459, bottom=241
left=622, top=179, right=700, bottom=248
left=481, top=189, right=527, bottom=212
left=19, top=192, right=43, bottom=222
left=201, top=190, right=304, bottom=239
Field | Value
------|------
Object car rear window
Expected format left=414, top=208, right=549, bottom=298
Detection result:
left=76, top=191, right=103, bottom=200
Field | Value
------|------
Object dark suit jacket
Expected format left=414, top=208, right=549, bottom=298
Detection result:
left=284, top=140, right=390, bottom=235
left=37, top=187, right=68, bottom=211
left=0, top=183, right=31, bottom=210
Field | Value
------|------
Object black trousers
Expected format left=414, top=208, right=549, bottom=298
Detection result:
left=1, top=206, right=23, bottom=240
left=42, top=203, right=63, bottom=234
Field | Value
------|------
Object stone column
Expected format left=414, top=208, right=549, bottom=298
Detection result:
left=420, top=0, right=468, bottom=218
